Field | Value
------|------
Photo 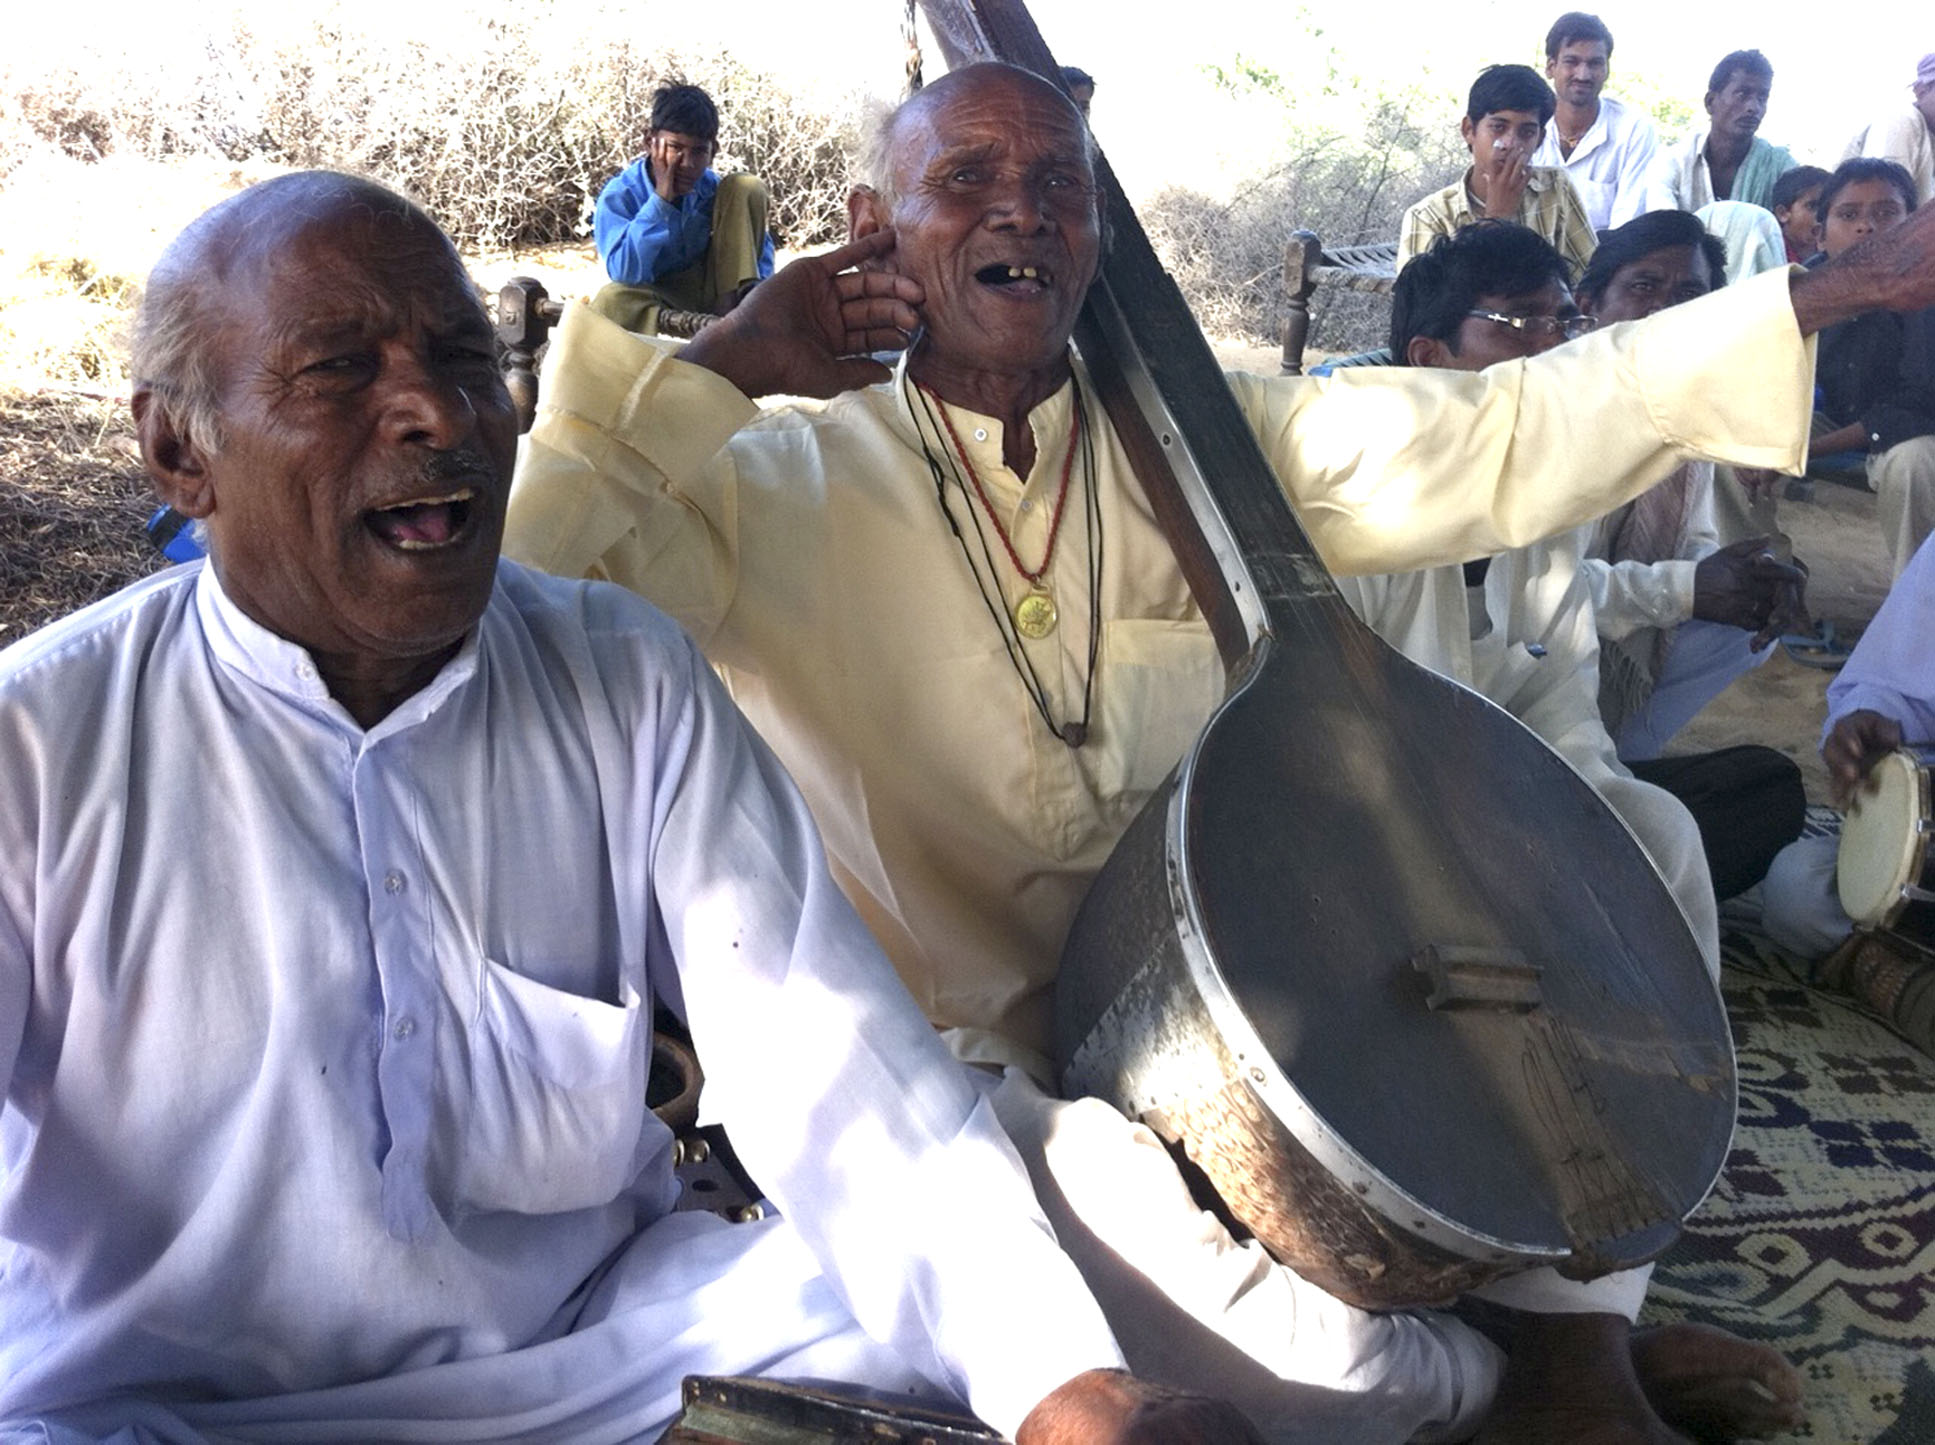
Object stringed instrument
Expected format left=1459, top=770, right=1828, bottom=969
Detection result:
left=916, top=0, right=1734, bottom=1308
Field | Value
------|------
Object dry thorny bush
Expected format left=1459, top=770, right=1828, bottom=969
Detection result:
left=0, top=5, right=1469, bottom=635
left=1141, top=98, right=1463, bottom=352
left=1, top=20, right=865, bottom=256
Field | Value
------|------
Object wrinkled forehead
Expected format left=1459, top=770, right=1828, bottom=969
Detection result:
left=894, top=69, right=1090, bottom=174
left=216, top=206, right=484, bottom=353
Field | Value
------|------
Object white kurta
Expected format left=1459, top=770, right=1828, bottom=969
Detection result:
left=1574, top=460, right=1771, bottom=757
left=1842, top=99, right=1935, bottom=206
left=1531, top=94, right=1660, bottom=230
left=0, top=562, right=1122, bottom=1441
left=1575, top=462, right=1716, bottom=641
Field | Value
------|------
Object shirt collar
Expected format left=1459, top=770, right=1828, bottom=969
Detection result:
left=1560, top=103, right=1610, bottom=155
left=891, top=350, right=1082, bottom=487
left=194, top=562, right=486, bottom=738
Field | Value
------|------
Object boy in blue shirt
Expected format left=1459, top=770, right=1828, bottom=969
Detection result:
left=592, top=84, right=776, bottom=337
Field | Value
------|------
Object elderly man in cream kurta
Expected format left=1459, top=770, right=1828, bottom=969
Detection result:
left=498, top=61, right=1935, bottom=1445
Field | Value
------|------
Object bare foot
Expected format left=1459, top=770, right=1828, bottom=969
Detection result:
left=1631, top=1323, right=1805, bottom=1441
left=1475, top=1312, right=1692, bottom=1445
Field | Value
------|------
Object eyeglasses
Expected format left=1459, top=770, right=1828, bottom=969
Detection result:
left=1466, top=310, right=1598, bottom=340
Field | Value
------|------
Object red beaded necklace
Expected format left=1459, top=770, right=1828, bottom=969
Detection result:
left=926, top=386, right=1080, bottom=639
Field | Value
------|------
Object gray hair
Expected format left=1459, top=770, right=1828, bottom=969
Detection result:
left=856, top=97, right=906, bottom=209
left=131, top=258, right=228, bottom=455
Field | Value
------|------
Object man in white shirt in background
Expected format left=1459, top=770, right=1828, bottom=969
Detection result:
left=1531, top=11, right=1659, bottom=230
left=1842, top=53, right=1935, bottom=206
left=1643, top=49, right=1797, bottom=213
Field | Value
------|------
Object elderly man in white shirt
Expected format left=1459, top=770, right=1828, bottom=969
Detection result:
left=0, top=171, right=1258, bottom=1445
left=1530, top=11, right=1659, bottom=230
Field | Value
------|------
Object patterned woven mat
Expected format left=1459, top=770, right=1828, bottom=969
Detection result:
left=1640, top=885, right=1935, bottom=1444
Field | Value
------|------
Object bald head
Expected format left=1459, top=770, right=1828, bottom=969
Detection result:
left=128, top=169, right=516, bottom=721
left=133, top=173, right=463, bottom=453
left=845, top=62, right=1103, bottom=418
left=861, top=63, right=1091, bottom=208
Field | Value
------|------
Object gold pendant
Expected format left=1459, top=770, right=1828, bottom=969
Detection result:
left=1014, top=587, right=1058, bottom=639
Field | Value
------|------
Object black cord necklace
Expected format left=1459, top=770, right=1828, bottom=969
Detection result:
left=905, top=365, right=1103, bottom=748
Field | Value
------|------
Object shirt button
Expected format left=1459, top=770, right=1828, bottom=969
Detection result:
left=383, top=871, right=405, bottom=894
left=295, top=661, right=318, bottom=682
left=392, top=1016, right=417, bottom=1041
left=973, top=427, right=988, bottom=442
left=1018, top=499, right=1034, bottom=513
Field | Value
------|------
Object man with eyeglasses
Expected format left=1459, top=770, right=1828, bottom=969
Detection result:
left=1572, top=211, right=1809, bottom=766
left=592, top=82, right=776, bottom=339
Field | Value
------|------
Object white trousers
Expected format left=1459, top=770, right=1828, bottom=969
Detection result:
left=1873, top=437, right=1935, bottom=581
left=8, top=1212, right=935, bottom=1445
left=984, top=1070, right=1652, bottom=1445
left=1614, top=620, right=1772, bottom=764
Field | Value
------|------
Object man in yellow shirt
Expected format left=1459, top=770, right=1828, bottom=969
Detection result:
left=508, top=61, right=1935, bottom=1445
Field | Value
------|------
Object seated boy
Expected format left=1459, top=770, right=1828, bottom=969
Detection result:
left=1397, top=65, right=1596, bottom=278
left=592, top=83, right=776, bottom=337
left=1771, top=165, right=1831, bottom=264
left=1806, top=159, right=1935, bottom=577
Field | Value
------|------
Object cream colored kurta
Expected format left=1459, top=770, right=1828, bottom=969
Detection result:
left=506, top=266, right=1812, bottom=1075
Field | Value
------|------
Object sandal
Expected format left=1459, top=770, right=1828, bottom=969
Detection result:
left=1781, top=619, right=1854, bottom=670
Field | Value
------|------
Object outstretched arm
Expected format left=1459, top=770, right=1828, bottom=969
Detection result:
left=1790, top=201, right=1935, bottom=335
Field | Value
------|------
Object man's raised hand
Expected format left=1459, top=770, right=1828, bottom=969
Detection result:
left=1792, top=200, right=1935, bottom=335
left=681, top=231, right=923, bottom=400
